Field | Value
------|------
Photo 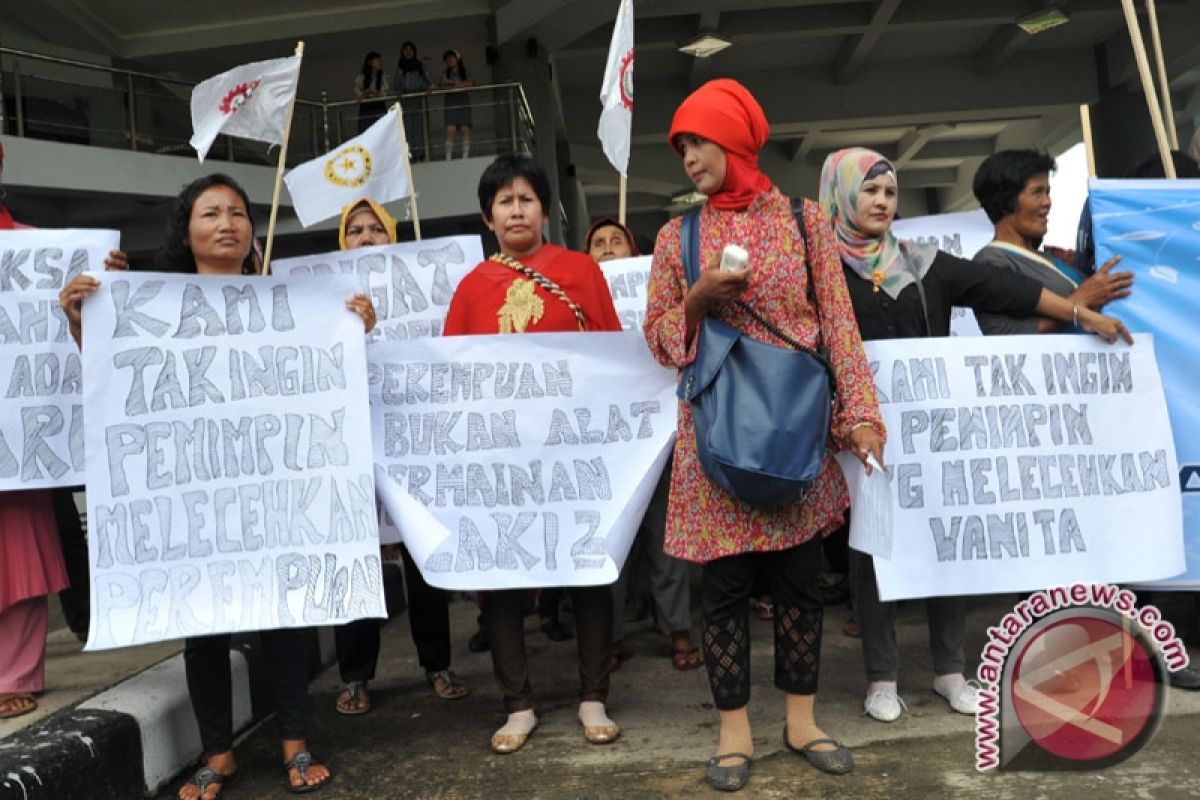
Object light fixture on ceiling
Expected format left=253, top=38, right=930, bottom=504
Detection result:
left=678, top=33, right=732, bottom=58
left=1016, top=9, right=1070, bottom=35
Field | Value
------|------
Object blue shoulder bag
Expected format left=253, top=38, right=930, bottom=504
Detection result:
left=678, top=203, right=835, bottom=510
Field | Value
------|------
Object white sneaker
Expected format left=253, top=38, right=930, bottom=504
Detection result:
left=934, top=678, right=981, bottom=715
left=863, top=688, right=907, bottom=722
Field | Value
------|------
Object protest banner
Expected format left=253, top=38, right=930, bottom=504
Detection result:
left=0, top=228, right=119, bottom=491
left=274, top=235, right=482, bottom=343
left=598, top=255, right=651, bottom=332
left=81, top=272, right=384, bottom=650
left=369, top=331, right=676, bottom=590
left=892, top=209, right=993, bottom=337
left=1090, top=178, right=1200, bottom=587
left=866, top=334, right=1184, bottom=601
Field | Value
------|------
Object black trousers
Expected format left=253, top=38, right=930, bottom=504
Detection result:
left=701, top=536, right=824, bottom=710
left=335, top=546, right=452, bottom=682
left=52, top=488, right=90, bottom=637
left=185, top=629, right=310, bottom=755
left=485, top=585, right=612, bottom=713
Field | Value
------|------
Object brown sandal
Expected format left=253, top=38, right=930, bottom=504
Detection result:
left=427, top=669, right=469, bottom=700
left=671, top=644, right=703, bottom=671
left=0, top=692, right=37, bottom=720
left=335, top=681, right=370, bottom=715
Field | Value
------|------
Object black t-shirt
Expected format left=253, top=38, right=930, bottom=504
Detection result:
left=844, top=250, right=1043, bottom=341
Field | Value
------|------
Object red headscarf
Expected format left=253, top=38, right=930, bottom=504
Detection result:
left=668, top=79, right=772, bottom=211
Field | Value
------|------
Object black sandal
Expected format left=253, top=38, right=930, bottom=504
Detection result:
left=283, top=751, right=330, bottom=795
left=183, top=766, right=236, bottom=798
left=705, top=752, right=751, bottom=792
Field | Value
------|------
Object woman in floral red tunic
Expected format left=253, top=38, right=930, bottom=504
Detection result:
left=643, top=79, right=886, bottom=790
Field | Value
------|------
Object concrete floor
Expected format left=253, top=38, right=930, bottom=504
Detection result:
left=149, top=594, right=1200, bottom=799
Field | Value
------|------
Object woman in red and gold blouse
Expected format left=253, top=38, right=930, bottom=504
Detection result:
left=644, top=80, right=885, bottom=790
left=444, top=154, right=621, bottom=755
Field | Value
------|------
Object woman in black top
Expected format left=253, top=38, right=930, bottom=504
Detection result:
left=817, top=147, right=1129, bottom=725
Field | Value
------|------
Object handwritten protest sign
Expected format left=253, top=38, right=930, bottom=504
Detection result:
left=866, top=334, right=1184, bottom=601
left=892, top=209, right=993, bottom=337
left=0, top=229, right=119, bottom=490
left=81, top=272, right=384, bottom=650
left=1090, top=178, right=1200, bottom=588
left=599, top=255, right=652, bottom=332
left=369, top=332, right=675, bottom=590
left=274, top=235, right=482, bottom=343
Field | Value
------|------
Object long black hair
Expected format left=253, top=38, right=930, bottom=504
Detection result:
left=360, top=51, right=382, bottom=91
left=443, top=50, right=467, bottom=81
left=397, top=41, right=421, bottom=74
left=157, top=174, right=255, bottom=274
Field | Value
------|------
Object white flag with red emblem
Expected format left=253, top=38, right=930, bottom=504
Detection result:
left=597, top=0, right=634, bottom=176
left=283, top=105, right=411, bottom=227
left=189, top=54, right=303, bottom=162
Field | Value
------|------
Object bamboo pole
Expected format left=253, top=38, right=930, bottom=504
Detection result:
left=618, top=174, right=627, bottom=225
left=1119, top=0, right=1176, bottom=178
left=261, top=41, right=305, bottom=275
left=1079, top=104, right=1097, bottom=177
left=1145, top=0, right=1179, bottom=150
left=395, top=101, right=422, bottom=240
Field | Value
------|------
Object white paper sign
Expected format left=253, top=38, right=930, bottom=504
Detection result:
left=369, top=332, right=676, bottom=590
left=0, top=228, right=119, bottom=490
left=836, top=452, right=893, bottom=560
left=81, top=272, right=385, bottom=650
left=866, top=334, right=1184, bottom=601
left=274, top=235, right=483, bottom=343
left=598, top=255, right=652, bottom=332
left=892, top=209, right=994, bottom=337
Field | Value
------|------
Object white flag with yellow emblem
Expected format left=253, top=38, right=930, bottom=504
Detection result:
left=284, top=105, right=411, bottom=228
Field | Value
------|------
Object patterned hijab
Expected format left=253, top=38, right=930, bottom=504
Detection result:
left=818, top=147, right=936, bottom=299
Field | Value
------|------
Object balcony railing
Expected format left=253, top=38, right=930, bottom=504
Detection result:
left=0, top=47, right=535, bottom=167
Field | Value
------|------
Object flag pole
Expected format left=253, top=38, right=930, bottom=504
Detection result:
left=1145, top=0, right=1179, bottom=150
left=1119, top=0, right=1176, bottom=178
left=1079, top=104, right=1097, bottom=177
left=261, top=41, right=305, bottom=274
left=618, top=174, right=627, bottom=225
left=395, top=101, right=422, bottom=240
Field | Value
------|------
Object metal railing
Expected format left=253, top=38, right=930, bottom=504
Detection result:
left=0, top=47, right=535, bottom=167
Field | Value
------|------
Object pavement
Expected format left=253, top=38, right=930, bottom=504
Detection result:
left=6, top=575, right=1200, bottom=799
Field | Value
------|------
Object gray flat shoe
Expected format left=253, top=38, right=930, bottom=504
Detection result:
left=784, top=731, right=854, bottom=775
left=705, top=752, right=751, bottom=792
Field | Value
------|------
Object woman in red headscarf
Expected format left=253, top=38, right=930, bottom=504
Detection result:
left=644, top=80, right=885, bottom=789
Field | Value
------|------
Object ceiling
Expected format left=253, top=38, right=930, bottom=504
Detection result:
left=4, top=0, right=1200, bottom=233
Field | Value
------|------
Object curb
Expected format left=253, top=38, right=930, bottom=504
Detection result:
left=0, top=562, right=403, bottom=799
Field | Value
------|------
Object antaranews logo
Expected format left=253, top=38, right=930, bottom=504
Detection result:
left=975, top=583, right=1187, bottom=771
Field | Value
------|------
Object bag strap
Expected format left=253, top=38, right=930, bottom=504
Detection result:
left=683, top=205, right=828, bottom=359
left=489, top=252, right=587, bottom=331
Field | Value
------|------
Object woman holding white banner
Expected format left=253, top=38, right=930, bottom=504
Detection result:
left=971, top=149, right=1134, bottom=336
left=818, top=147, right=1128, bottom=727
left=645, top=79, right=886, bottom=790
left=60, top=174, right=378, bottom=799
left=444, top=153, right=623, bottom=755
left=332, top=198, right=470, bottom=715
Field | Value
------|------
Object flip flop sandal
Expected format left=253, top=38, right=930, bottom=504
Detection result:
left=183, top=766, right=237, bottom=798
left=335, top=681, right=370, bottom=715
left=284, top=751, right=331, bottom=795
left=427, top=670, right=469, bottom=700
left=0, top=693, right=37, bottom=720
left=671, top=645, right=703, bottom=671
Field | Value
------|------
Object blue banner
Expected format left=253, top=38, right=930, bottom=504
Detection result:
left=1090, top=178, right=1200, bottom=587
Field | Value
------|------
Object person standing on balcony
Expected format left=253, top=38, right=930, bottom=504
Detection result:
left=440, top=50, right=474, bottom=160
left=354, top=51, right=391, bottom=135
left=395, top=42, right=434, bottom=162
